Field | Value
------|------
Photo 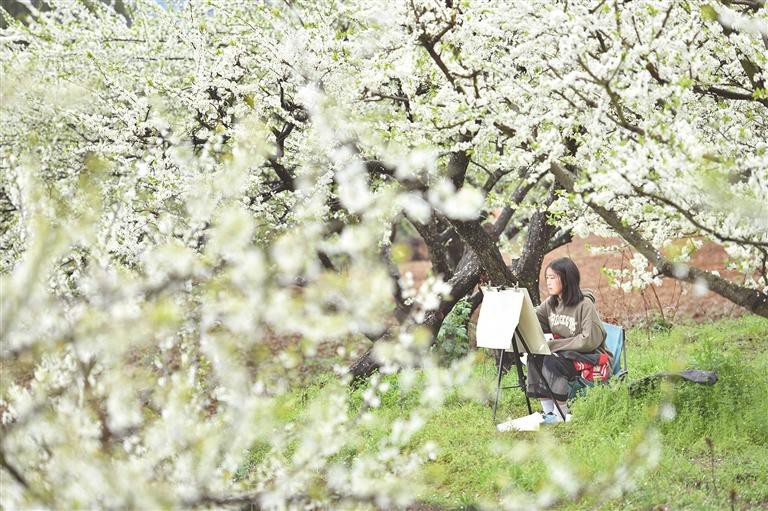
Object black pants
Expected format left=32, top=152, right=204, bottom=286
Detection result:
left=525, top=354, right=579, bottom=402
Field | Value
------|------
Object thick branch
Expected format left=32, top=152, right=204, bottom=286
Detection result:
left=267, top=122, right=297, bottom=190
left=446, top=143, right=471, bottom=189
left=545, top=227, right=574, bottom=253
left=628, top=184, right=768, bottom=249
left=645, top=61, right=768, bottom=108
left=449, top=219, right=515, bottom=285
left=443, top=150, right=515, bottom=286
left=491, top=173, right=543, bottom=239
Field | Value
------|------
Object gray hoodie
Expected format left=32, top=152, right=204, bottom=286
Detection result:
left=535, top=289, right=608, bottom=354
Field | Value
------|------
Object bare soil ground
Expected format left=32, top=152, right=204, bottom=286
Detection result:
left=400, top=235, right=752, bottom=328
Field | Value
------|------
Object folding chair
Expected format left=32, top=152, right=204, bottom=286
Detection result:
left=567, top=322, right=628, bottom=400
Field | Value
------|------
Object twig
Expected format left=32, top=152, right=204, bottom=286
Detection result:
left=705, top=436, right=717, bottom=492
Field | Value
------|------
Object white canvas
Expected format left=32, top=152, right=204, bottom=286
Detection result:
left=476, top=287, right=523, bottom=349
left=476, top=287, right=551, bottom=355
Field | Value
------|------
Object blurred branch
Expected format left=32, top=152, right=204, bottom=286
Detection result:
left=628, top=183, right=768, bottom=249
left=550, top=162, right=768, bottom=318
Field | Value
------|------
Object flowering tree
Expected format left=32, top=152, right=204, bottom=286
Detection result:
left=1, top=0, right=766, bottom=509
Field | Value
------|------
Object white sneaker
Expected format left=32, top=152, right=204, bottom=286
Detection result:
left=497, top=412, right=545, bottom=432
left=541, top=412, right=573, bottom=424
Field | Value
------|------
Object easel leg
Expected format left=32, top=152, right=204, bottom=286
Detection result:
left=511, top=332, right=533, bottom=415
left=493, top=349, right=504, bottom=422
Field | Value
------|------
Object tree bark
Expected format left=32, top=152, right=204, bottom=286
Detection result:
left=435, top=215, right=466, bottom=272
left=545, top=228, right=574, bottom=254
left=510, top=186, right=560, bottom=305
left=448, top=219, right=515, bottom=286
left=511, top=212, right=555, bottom=306
left=447, top=146, right=470, bottom=190
left=408, top=216, right=453, bottom=278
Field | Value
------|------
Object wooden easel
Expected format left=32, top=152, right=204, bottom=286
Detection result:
left=476, top=286, right=565, bottom=422
left=491, top=329, right=565, bottom=422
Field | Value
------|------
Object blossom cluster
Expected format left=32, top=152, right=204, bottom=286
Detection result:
left=2, top=0, right=765, bottom=508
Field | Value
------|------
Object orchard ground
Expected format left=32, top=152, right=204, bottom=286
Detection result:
left=238, top=235, right=768, bottom=509
left=241, top=316, right=768, bottom=510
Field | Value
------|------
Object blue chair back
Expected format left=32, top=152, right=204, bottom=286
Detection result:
left=602, top=322, right=625, bottom=376
left=567, top=322, right=628, bottom=400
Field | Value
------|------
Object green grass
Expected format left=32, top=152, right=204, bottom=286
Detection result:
left=243, top=316, right=768, bottom=509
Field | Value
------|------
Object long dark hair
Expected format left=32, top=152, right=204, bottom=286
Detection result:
left=547, top=257, right=584, bottom=307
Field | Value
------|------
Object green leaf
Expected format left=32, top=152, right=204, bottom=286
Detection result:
left=391, top=243, right=412, bottom=264
left=700, top=5, right=718, bottom=22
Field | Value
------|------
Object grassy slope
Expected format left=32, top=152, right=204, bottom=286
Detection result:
left=247, top=316, right=768, bottom=510
left=411, top=316, right=768, bottom=510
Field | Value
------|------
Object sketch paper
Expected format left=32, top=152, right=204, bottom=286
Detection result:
left=476, top=288, right=523, bottom=349
left=476, top=288, right=551, bottom=355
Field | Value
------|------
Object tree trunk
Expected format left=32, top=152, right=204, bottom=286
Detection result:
left=449, top=219, right=515, bottom=286
left=511, top=187, right=560, bottom=305
left=408, top=216, right=453, bottom=278
left=349, top=203, right=559, bottom=380
left=349, top=154, right=559, bottom=381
